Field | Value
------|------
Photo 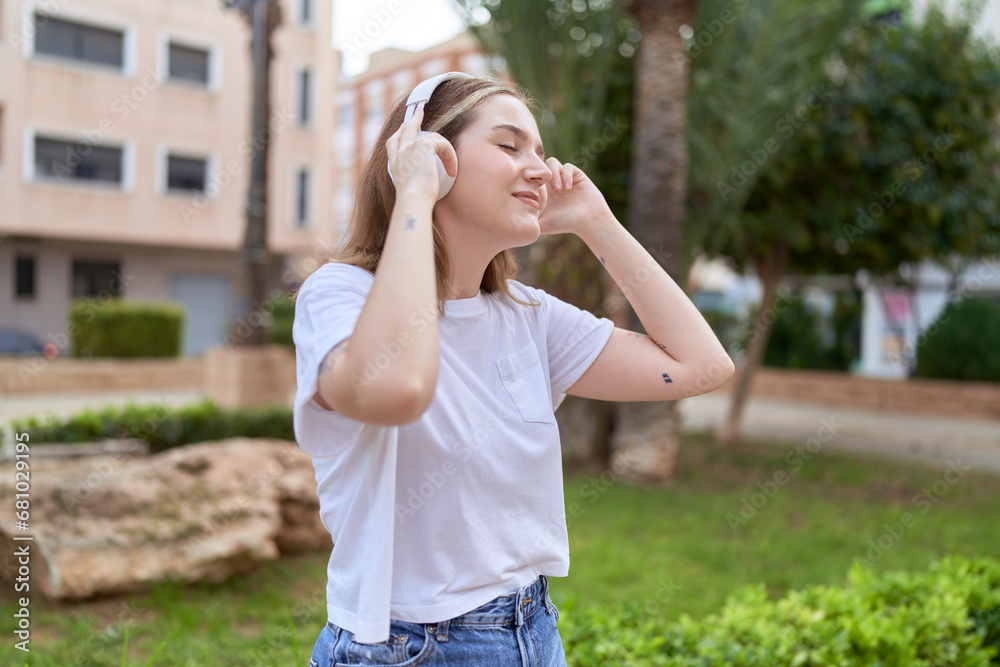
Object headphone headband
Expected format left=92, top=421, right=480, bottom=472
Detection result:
left=402, top=71, right=474, bottom=124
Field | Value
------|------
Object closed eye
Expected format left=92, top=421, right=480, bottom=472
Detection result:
left=500, top=144, right=518, bottom=153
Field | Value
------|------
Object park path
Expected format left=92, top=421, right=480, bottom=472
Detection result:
left=2, top=388, right=998, bottom=472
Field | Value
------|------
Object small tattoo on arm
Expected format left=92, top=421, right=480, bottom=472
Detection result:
left=662, top=373, right=672, bottom=384
left=320, top=341, right=349, bottom=375
left=600, top=256, right=606, bottom=266
left=404, top=216, right=415, bottom=230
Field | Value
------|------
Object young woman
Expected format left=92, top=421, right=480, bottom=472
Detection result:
left=294, top=73, right=735, bottom=667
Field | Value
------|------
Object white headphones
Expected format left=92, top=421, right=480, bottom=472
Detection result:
left=387, top=71, right=473, bottom=201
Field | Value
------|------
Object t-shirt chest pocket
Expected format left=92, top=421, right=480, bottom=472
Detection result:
left=496, top=342, right=556, bottom=425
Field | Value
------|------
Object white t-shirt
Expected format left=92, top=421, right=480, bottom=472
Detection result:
left=292, top=262, right=614, bottom=644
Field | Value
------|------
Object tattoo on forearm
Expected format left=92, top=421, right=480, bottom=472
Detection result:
left=662, top=373, right=672, bottom=384
left=320, top=340, right=349, bottom=376
left=600, top=256, right=606, bottom=266
left=404, top=216, right=415, bottom=230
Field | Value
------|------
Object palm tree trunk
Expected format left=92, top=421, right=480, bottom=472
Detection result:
left=613, top=0, right=696, bottom=485
left=717, top=242, right=787, bottom=447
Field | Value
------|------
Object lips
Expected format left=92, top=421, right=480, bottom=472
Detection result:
left=512, top=191, right=540, bottom=210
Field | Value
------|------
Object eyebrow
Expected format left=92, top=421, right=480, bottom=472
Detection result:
left=491, top=123, right=545, bottom=157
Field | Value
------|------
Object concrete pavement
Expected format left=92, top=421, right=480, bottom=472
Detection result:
left=2, top=389, right=998, bottom=472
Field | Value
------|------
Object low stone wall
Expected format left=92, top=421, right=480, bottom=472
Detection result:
left=3, top=353, right=998, bottom=421
left=723, top=367, right=1000, bottom=421
left=0, top=357, right=204, bottom=395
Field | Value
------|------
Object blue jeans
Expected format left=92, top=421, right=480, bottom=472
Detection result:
left=308, top=575, right=567, bottom=666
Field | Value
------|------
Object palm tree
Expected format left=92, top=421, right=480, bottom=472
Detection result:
left=612, top=0, right=697, bottom=483
left=222, top=0, right=282, bottom=346
left=454, top=0, right=638, bottom=470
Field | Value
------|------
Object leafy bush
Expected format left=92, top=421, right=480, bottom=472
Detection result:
left=700, top=309, right=742, bottom=356
left=560, top=556, right=1000, bottom=666
left=915, top=296, right=1000, bottom=383
left=271, top=295, right=295, bottom=350
left=6, top=398, right=293, bottom=453
left=733, top=290, right=861, bottom=371
left=69, top=298, right=184, bottom=358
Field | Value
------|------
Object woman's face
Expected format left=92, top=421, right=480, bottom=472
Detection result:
left=435, top=94, right=552, bottom=247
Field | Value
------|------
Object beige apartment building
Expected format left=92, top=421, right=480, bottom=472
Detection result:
left=331, top=30, right=501, bottom=241
left=0, top=0, right=336, bottom=356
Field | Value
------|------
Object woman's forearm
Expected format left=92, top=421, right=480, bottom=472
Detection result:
left=343, top=188, right=441, bottom=405
left=578, top=214, right=734, bottom=372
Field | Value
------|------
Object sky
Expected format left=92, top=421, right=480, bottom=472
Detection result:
left=331, top=0, right=1000, bottom=77
left=332, top=0, right=467, bottom=76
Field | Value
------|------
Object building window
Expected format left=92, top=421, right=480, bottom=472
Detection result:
left=35, top=136, right=123, bottom=185
left=72, top=261, right=122, bottom=298
left=300, top=0, right=314, bottom=25
left=337, top=102, right=354, bottom=128
left=298, top=67, right=313, bottom=126
left=295, top=167, right=311, bottom=227
left=33, top=14, right=124, bottom=68
left=167, top=155, right=207, bottom=193
left=16, top=256, right=36, bottom=299
left=168, top=42, right=209, bottom=85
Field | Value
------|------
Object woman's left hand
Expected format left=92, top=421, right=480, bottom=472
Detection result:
left=537, top=157, right=613, bottom=237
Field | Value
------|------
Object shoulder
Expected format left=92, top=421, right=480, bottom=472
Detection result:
left=299, top=262, right=375, bottom=299
left=502, top=278, right=547, bottom=306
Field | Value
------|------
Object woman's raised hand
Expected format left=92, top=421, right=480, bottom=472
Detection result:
left=537, top=156, right=613, bottom=237
left=385, top=106, right=458, bottom=200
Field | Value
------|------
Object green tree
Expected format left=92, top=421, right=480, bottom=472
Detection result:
left=693, top=0, right=1000, bottom=445
left=453, top=0, right=640, bottom=469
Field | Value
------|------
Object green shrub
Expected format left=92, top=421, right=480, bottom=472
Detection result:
left=733, top=290, right=861, bottom=372
left=915, top=296, right=1000, bottom=383
left=8, top=398, right=294, bottom=453
left=271, top=295, right=295, bottom=350
left=700, top=309, right=742, bottom=355
left=559, top=556, right=1000, bottom=666
left=69, top=298, right=184, bottom=358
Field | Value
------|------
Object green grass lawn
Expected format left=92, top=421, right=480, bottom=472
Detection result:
left=4, top=431, right=999, bottom=666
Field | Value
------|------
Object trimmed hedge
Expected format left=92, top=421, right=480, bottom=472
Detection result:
left=271, top=294, right=295, bottom=350
left=915, top=296, right=1000, bottom=383
left=4, top=398, right=293, bottom=454
left=69, top=298, right=184, bottom=358
left=559, top=556, right=1000, bottom=666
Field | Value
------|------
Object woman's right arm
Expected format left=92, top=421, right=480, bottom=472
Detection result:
left=316, top=106, right=453, bottom=426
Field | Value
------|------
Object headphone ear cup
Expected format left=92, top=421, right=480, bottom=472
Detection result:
left=435, top=156, right=456, bottom=201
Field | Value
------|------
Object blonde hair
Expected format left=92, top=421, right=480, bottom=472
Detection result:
left=293, top=74, right=541, bottom=317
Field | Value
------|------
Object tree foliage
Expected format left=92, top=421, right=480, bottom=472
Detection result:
left=733, top=0, right=1000, bottom=280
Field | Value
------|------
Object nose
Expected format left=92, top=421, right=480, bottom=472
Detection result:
left=524, top=152, right=552, bottom=184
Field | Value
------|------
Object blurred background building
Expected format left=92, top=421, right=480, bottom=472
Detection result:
left=2, top=0, right=999, bottom=380
left=0, top=0, right=337, bottom=355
